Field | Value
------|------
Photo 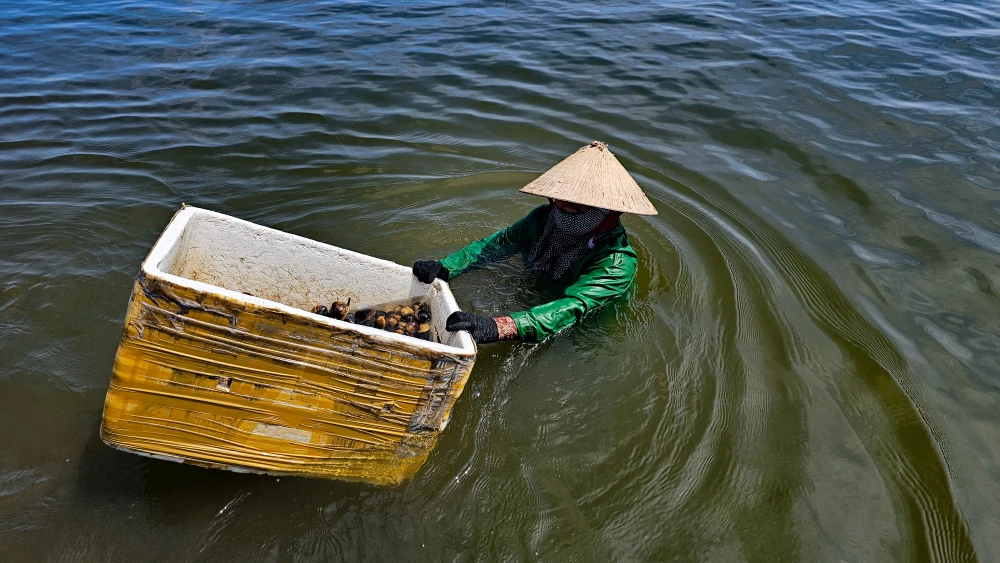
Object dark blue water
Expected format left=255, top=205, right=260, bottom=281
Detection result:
left=1, top=1, right=999, bottom=561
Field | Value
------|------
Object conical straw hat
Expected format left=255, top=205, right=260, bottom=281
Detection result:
left=519, top=141, right=657, bottom=215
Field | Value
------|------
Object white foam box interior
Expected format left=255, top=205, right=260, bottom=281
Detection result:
left=145, top=206, right=475, bottom=354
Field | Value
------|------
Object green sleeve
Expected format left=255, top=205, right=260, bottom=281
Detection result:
left=438, top=206, right=546, bottom=278
left=509, top=250, right=637, bottom=343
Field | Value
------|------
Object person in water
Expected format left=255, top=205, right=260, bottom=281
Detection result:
left=412, top=141, right=658, bottom=344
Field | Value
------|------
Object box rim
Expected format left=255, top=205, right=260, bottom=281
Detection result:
left=140, top=206, right=477, bottom=358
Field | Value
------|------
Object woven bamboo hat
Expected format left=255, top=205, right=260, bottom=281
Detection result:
left=519, top=141, right=657, bottom=215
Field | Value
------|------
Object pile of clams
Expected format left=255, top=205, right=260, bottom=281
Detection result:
left=311, top=299, right=433, bottom=341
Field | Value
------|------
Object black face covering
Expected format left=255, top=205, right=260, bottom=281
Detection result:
left=528, top=205, right=613, bottom=280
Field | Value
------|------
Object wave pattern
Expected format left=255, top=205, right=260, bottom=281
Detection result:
left=1, top=0, right=999, bottom=561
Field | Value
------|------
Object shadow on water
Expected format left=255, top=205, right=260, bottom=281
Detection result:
left=73, top=421, right=400, bottom=561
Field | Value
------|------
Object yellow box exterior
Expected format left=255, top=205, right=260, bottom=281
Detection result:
left=101, top=273, right=474, bottom=485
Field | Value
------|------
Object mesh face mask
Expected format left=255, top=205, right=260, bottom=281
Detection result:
left=551, top=206, right=611, bottom=235
left=529, top=205, right=614, bottom=279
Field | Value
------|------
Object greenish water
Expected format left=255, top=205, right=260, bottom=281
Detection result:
left=2, top=1, right=999, bottom=561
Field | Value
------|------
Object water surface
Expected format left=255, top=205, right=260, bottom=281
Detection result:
left=2, top=0, right=999, bottom=561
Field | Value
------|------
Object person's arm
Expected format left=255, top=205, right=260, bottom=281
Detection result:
left=506, top=250, right=637, bottom=343
left=438, top=206, right=546, bottom=279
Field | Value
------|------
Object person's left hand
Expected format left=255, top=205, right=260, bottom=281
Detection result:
left=412, top=260, right=449, bottom=284
left=446, top=311, right=499, bottom=344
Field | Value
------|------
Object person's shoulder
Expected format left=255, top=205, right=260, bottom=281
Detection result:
left=616, top=230, right=637, bottom=257
left=586, top=232, right=637, bottom=268
left=509, top=203, right=552, bottom=230
left=598, top=226, right=636, bottom=256
left=524, top=203, right=552, bottom=220
left=598, top=245, right=637, bottom=267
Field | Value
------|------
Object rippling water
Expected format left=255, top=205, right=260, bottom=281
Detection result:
left=2, top=0, right=999, bottom=561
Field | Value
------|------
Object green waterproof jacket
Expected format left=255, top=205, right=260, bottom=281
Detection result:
left=439, top=204, right=638, bottom=343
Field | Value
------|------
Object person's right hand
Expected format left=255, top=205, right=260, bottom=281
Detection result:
left=412, top=260, right=449, bottom=284
left=446, top=311, right=499, bottom=344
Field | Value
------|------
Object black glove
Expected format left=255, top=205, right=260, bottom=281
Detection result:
left=412, top=260, right=449, bottom=284
left=446, top=311, right=499, bottom=344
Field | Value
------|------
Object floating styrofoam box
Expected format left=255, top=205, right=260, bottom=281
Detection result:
left=101, top=206, right=476, bottom=484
